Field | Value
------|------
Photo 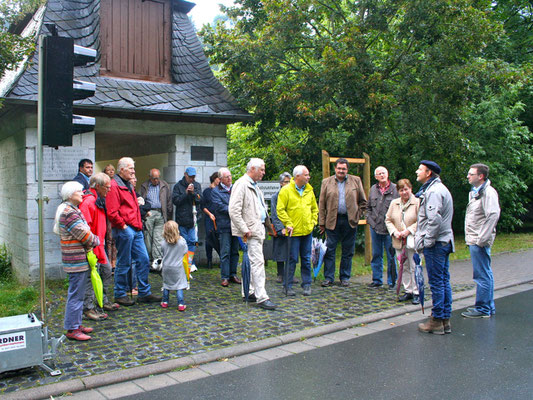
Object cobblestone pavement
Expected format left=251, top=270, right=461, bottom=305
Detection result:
left=0, top=267, right=474, bottom=394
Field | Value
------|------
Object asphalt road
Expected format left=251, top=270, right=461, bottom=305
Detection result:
left=119, top=289, right=533, bottom=400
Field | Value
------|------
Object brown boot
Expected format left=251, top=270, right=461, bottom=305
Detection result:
left=443, top=319, right=451, bottom=334
left=418, top=316, right=445, bottom=335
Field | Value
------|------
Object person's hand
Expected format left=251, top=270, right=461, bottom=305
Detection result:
left=122, top=225, right=127, bottom=230
left=146, top=211, right=151, bottom=217
left=245, top=231, right=252, bottom=238
left=281, top=228, right=286, bottom=236
left=286, top=226, right=294, bottom=236
left=210, top=214, right=216, bottom=222
left=400, top=229, right=410, bottom=238
left=319, top=225, right=325, bottom=235
left=186, top=183, right=194, bottom=193
left=394, top=231, right=402, bottom=240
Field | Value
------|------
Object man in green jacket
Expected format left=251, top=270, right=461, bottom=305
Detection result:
left=276, top=165, right=318, bottom=296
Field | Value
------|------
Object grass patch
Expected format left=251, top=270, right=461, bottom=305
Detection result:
left=0, top=280, right=39, bottom=318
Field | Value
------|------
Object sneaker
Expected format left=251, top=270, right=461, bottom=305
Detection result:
left=412, top=295, right=420, bottom=305
left=178, top=304, right=187, bottom=312
left=257, top=299, right=276, bottom=310
left=398, top=293, right=414, bottom=302
left=115, top=296, right=135, bottom=306
left=340, top=280, right=350, bottom=287
left=66, top=329, right=91, bottom=341
left=321, top=280, right=333, bottom=287
left=302, top=285, right=311, bottom=296
left=161, top=302, right=168, bottom=308
left=137, top=294, right=162, bottom=303
left=79, top=325, right=93, bottom=334
left=461, top=310, right=490, bottom=319
left=284, top=287, right=296, bottom=296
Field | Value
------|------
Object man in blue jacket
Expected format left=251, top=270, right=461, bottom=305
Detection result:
left=212, top=168, right=242, bottom=287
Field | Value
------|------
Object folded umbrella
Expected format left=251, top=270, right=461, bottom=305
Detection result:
left=396, top=246, right=407, bottom=296
left=206, top=220, right=220, bottom=254
left=413, top=253, right=425, bottom=313
left=240, top=237, right=251, bottom=303
left=87, top=250, right=103, bottom=308
left=312, top=237, right=327, bottom=280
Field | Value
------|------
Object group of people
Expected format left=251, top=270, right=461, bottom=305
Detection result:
left=58, top=155, right=500, bottom=339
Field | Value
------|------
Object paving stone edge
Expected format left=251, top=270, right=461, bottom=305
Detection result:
left=4, top=277, right=532, bottom=400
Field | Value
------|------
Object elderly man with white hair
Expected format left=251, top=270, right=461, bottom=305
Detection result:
left=229, top=158, right=276, bottom=310
left=276, top=165, right=318, bottom=296
left=367, top=166, right=399, bottom=289
left=106, top=157, right=161, bottom=306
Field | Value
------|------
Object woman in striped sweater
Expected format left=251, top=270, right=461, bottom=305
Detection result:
left=54, top=181, right=100, bottom=341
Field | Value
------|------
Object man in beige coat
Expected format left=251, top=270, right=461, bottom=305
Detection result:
left=319, top=158, right=367, bottom=287
left=229, top=158, right=277, bottom=310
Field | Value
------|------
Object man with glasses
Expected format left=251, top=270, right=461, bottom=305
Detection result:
left=319, top=158, right=367, bottom=287
left=140, top=169, right=172, bottom=266
left=461, top=163, right=500, bottom=319
left=79, top=173, right=119, bottom=318
left=107, top=157, right=161, bottom=306
left=367, top=166, right=399, bottom=288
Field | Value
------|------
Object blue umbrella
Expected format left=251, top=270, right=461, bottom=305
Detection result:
left=312, top=237, right=327, bottom=279
left=239, top=237, right=251, bottom=303
left=413, top=253, right=425, bottom=313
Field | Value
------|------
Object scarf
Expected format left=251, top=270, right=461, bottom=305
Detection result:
left=415, top=176, right=437, bottom=198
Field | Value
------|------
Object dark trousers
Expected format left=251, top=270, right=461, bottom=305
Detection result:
left=219, top=232, right=239, bottom=279
left=323, top=215, right=357, bottom=282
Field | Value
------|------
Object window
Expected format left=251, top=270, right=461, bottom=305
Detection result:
left=100, top=0, right=171, bottom=82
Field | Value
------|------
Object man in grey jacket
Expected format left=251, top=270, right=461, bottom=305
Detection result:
left=461, top=163, right=500, bottom=319
left=414, top=160, right=454, bottom=335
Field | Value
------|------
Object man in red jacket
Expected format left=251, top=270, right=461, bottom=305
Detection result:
left=107, top=157, right=161, bottom=306
left=79, top=173, right=119, bottom=319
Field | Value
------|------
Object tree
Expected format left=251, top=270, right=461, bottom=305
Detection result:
left=201, top=0, right=532, bottom=231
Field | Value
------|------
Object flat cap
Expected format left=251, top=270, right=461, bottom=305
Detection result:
left=420, top=160, right=441, bottom=175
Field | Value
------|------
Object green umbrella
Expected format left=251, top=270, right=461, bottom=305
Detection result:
left=87, top=250, right=103, bottom=308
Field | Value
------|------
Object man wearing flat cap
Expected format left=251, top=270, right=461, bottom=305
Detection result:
left=414, top=160, right=455, bottom=335
left=172, top=167, right=202, bottom=267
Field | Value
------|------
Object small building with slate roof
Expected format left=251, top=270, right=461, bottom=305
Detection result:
left=0, top=0, right=250, bottom=281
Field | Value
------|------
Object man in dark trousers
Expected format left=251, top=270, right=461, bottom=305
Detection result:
left=172, top=167, right=202, bottom=270
left=319, top=158, right=367, bottom=287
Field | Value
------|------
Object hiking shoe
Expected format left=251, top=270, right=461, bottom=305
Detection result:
left=321, top=280, right=333, bottom=287
left=178, top=304, right=187, bottom=312
left=161, top=302, right=168, bottom=308
left=398, top=293, right=414, bottom=302
left=79, top=325, right=93, bottom=334
left=257, top=299, right=276, bottom=310
left=302, top=285, right=312, bottom=296
left=418, top=316, right=445, bottom=335
left=137, top=294, right=162, bottom=303
left=461, top=310, right=490, bottom=319
left=84, top=309, right=106, bottom=321
left=443, top=319, right=451, bottom=334
left=412, top=295, right=420, bottom=305
left=276, top=275, right=283, bottom=283
left=284, top=287, right=296, bottom=296
left=103, top=302, right=120, bottom=311
left=66, top=329, right=91, bottom=341
left=340, top=280, right=350, bottom=287
left=115, top=296, right=135, bottom=306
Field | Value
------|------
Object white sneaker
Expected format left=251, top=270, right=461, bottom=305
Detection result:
left=151, top=258, right=162, bottom=271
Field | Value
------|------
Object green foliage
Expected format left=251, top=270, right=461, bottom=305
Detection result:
left=0, top=281, right=38, bottom=317
left=202, top=0, right=533, bottom=231
left=0, top=243, right=12, bottom=281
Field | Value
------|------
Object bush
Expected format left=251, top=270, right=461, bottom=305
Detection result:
left=0, top=243, right=12, bottom=281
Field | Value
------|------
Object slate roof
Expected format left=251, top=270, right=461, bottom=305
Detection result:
left=2, top=0, right=251, bottom=122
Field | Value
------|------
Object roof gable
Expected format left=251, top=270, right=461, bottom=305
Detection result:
left=1, top=0, right=250, bottom=122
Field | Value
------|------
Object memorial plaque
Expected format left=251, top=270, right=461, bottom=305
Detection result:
left=36, top=147, right=89, bottom=181
left=256, top=181, right=279, bottom=201
left=190, top=146, right=214, bottom=161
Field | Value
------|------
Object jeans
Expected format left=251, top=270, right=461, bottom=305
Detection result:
left=219, top=232, right=239, bottom=279
left=113, top=226, right=151, bottom=299
left=64, top=270, right=88, bottom=330
left=370, top=227, right=397, bottom=286
left=470, top=245, right=495, bottom=315
left=286, top=234, right=312, bottom=289
left=323, top=215, right=357, bottom=282
left=162, top=289, right=185, bottom=305
left=179, top=226, right=198, bottom=253
left=424, top=241, right=453, bottom=319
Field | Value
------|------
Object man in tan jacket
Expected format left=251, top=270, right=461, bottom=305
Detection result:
left=229, top=158, right=276, bottom=310
left=319, top=158, right=367, bottom=287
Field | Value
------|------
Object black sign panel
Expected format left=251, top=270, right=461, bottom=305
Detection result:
left=191, top=146, right=214, bottom=161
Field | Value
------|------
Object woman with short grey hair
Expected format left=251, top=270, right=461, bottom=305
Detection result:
left=54, top=181, right=100, bottom=341
left=271, top=172, right=294, bottom=283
